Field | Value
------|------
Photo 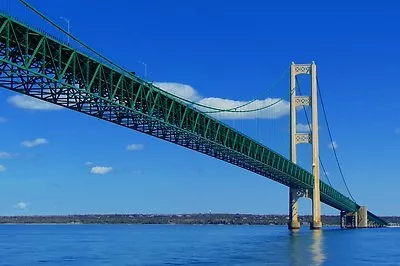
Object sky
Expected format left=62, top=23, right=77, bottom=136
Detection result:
left=0, top=0, right=399, bottom=216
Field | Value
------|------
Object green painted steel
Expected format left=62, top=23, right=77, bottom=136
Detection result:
left=0, top=13, right=387, bottom=226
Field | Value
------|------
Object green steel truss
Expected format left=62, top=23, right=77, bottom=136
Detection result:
left=0, top=13, right=386, bottom=226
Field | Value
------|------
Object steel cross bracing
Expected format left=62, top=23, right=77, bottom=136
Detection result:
left=0, top=13, right=386, bottom=226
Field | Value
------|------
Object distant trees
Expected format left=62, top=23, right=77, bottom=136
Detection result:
left=0, top=214, right=397, bottom=225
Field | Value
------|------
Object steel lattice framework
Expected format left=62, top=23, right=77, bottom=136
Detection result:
left=0, top=13, right=386, bottom=226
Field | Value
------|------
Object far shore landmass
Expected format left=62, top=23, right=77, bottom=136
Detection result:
left=0, top=214, right=399, bottom=226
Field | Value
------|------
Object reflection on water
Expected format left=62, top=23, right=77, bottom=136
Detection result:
left=311, top=230, right=325, bottom=265
left=289, top=229, right=301, bottom=265
left=289, top=229, right=326, bottom=266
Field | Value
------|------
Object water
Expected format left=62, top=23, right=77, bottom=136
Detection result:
left=0, top=225, right=399, bottom=265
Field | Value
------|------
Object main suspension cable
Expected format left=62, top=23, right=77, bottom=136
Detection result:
left=203, top=69, right=288, bottom=113
left=317, top=77, right=356, bottom=202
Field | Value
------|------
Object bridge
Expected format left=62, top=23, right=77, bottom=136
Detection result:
left=0, top=8, right=387, bottom=228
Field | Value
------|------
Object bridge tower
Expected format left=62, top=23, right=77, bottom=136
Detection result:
left=288, top=62, right=322, bottom=230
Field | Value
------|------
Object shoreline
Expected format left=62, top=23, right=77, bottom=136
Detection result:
left=0, top=214, right=398, bottom=226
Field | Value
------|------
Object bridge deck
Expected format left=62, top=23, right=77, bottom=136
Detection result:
left=0, top=13, right=386, bottom=226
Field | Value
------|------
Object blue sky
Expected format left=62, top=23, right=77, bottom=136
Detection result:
left=0, top=0, right=399, bottom=216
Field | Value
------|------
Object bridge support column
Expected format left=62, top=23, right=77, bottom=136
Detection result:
left=354, top=211, right=358, bottom=228
left=340, top=211, right=346, bottom=228
left=358, top=206, right=368, bottom=228
left=288, top=188, right=300, bottom=230
left=288, top=62, right=302, bottom=230
left=310, top=62, right=322, bottom=230
left=289, top=62, right=322, bottom=230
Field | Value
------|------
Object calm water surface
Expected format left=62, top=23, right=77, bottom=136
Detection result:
left=0, top=224, right=399, bottom=265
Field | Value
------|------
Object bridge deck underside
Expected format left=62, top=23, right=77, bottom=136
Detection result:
left=0, top=14, right=386, bottom=226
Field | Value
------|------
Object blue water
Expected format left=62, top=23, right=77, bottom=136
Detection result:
left=0, top=225, right=399, bottom=265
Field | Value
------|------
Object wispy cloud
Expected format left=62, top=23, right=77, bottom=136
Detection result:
left=90, top=166, right=112, bottom=175
left=0, top=165, right=6, bottom=172
left=395, top=128, right=400, bottom=135
left=0, top=152, right=16, bottom=159
left=0, top=117, right=7, bottom=123
left=154, top=82, right=289, bottom=120
left=21, top=138, right=48, bottom=148
left=296, top=123, right=311, bottom=132
left=84, top=161, right=94, bottom=166
left=126, top=144, right=144, bottom=151
left=328, top=141, right=338, bottom=150
left=14, top=202, right=28, bottom=209
left=8, top=95, right=63, bottom=111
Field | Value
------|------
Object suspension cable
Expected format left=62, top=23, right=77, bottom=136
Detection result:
left=316, top=77, right=356, bottom=202
left=203, top=98, right=284, bottom=114
left=203, top=69, right=296, bottom=114
left=295, top=77, right=333, bottom=187
left=17, top=0, right=292, bottom=114
left=203, top=69, right=288, bottom=113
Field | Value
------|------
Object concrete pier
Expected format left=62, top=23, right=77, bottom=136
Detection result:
left=341, top=206, right=368, bottom=228
left=344, top=211, right=358, bottom=228
left=288, top=187, right=301, bottom=230
left=358, top=206, right=368, bottom=228
left=340, top=211, right=346, bottom=228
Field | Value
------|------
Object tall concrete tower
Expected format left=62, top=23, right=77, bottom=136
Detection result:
left=288, top=62, right=322, bottom=230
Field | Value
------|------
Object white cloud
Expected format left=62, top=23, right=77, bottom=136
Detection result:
left=296, top=123, right=311, bottom=132
left=8, top=95, right=63, bottom=110
left=0, top=152, right=19, bottom=159
left=84, top=161, right=94, bottom=166
left=0, top=117, right=7, bottom=123
left=328, top=141, right=338, bottom=150
left=0, top=165, right=6, bottom=172
left=14, top=202, right=28, bottom=209
left=154, top=82, right=289, bottom=120
left=21, top=138, right=48, bottom=148
left=126, top=144, right=144, bottom=151
left=154, top=82, right=202, bottom=101
left=91, top=166, right=112, bottom=175
left=395, top=128, right=400, bottom=135
left=0, top=152, right=12, bottom=159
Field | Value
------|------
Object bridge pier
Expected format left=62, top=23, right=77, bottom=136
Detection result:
left=340, top=211, right=345, bottom=228
left=340, top=206, right=368, bottom=228
left=344, top=211, right=358, bottom=228
left=358, top=206, right=368, bottom=228
left=288, top=188, right=300, bottom=230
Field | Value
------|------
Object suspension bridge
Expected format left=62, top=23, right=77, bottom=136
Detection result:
left=0, top=2, right=388, bottom=228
